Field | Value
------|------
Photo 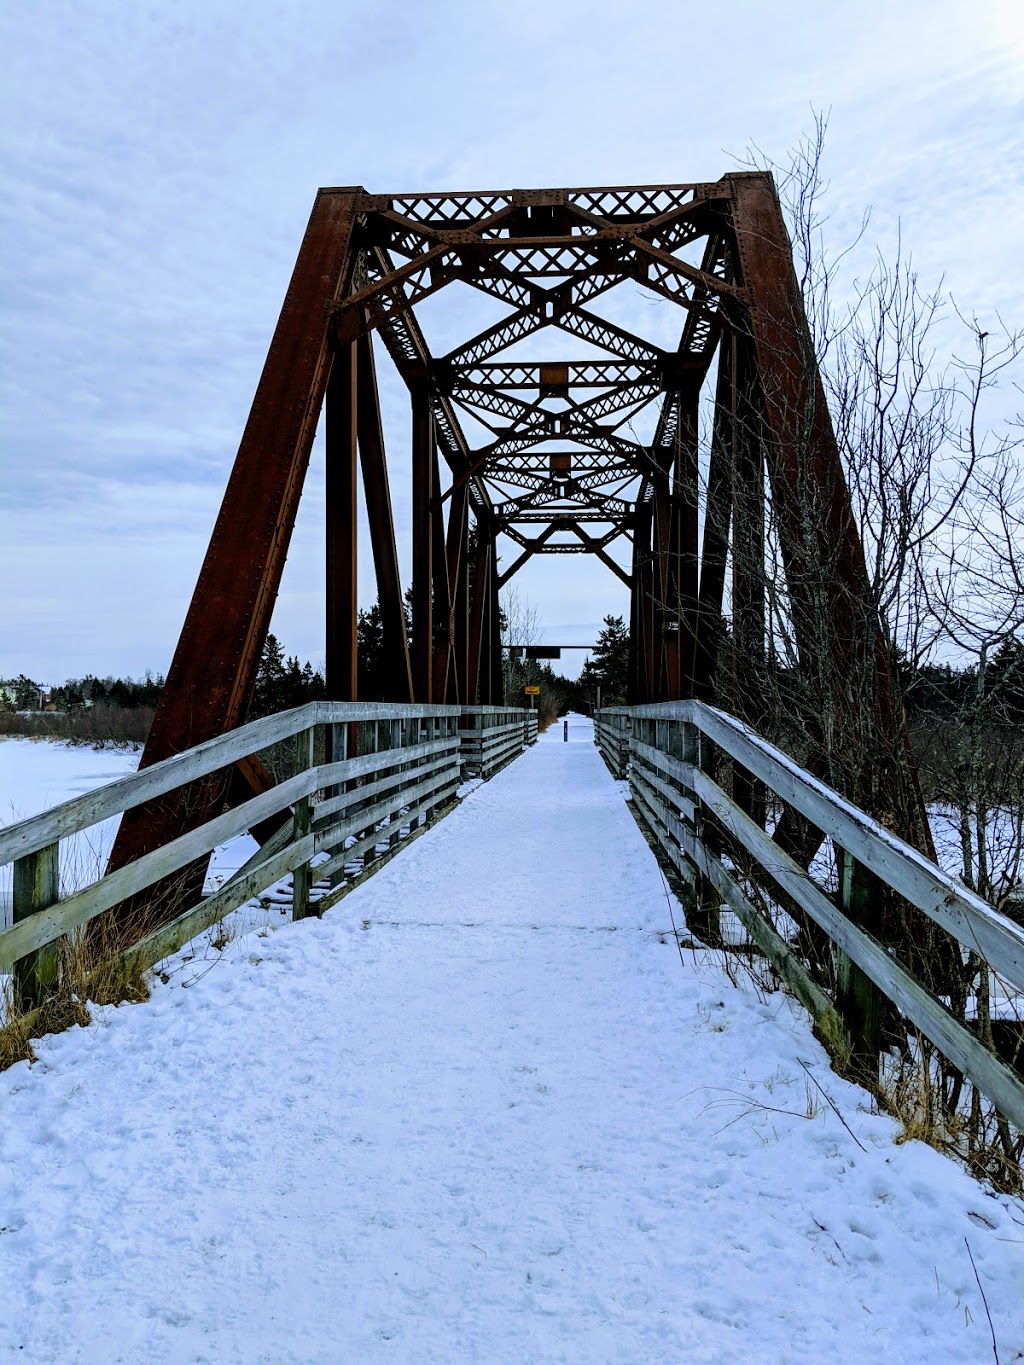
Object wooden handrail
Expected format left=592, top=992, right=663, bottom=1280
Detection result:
left=595, top=703, right=1024, bottom=1132
left=1, top=704, right=532, bottom=988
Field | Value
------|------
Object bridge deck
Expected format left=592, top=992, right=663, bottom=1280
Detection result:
left=2, top=720, right=1021, bottom=1361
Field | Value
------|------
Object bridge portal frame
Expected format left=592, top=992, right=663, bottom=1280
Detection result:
left=106, top=174, right=931, bottom=936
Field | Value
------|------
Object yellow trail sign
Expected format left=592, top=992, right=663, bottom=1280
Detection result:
left=524, top=686, right=540, bottom=695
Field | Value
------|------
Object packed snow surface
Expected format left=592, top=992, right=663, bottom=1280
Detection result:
left=2, top=721, right=1023, bottom=1362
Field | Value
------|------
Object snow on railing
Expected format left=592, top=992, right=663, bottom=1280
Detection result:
left=596, top=702, right=1024, bottom=1136
left=1, top=701, right=534, bottom=1018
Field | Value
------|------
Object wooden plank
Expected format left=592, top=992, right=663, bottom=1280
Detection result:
left=315, top=702, right=461, bottom=720
left=315, top=774, right=459, bottom=888
left=313, top=764, right=460, bottom=866
left=689, top=766, right=1024, bottom=1130
left=13, top=842, right=59, bottom=1008
left=312, top=783, right=460, bottom=918
left=313, top=752, right=458, bottom=828
left=636, top=769, right=847, bottom=1036
left=0, top=702, right=320, bottom=867
left=0, top=768, right=318, bottom=968
left=291, top=728, right=315, bottom=921
left=0, top=699, right=461, bottom=866
left=835, top=847, right=883, bottom=1078
left=631, top=769, right=847, bottom=1045
left=680, top=826, right=846, bottom=1046
left=629, top=746, right=697, bottom=822
left=126, top=834, right=314, bottom=972
left=316, top=736, right=458, bottom=795
left=229, top=819, right=293, bottom=884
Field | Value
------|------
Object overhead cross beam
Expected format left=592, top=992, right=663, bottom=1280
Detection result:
left=104, top=174, right=934, bottom=948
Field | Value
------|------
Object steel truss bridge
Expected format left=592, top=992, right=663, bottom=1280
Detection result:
left=3, top=180, right=1021, bottom=1323
left=61, top=175, right=945, bottom=1040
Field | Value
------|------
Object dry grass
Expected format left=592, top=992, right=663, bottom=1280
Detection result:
left=0, top=930, right=151, bottom=1073
left=624, top=788, right=1023, bottom=1195
left=0, top=704, right=154, bottom=747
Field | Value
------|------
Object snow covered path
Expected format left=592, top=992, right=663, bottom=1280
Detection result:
left=2, top=721, right=1023, bottom=1363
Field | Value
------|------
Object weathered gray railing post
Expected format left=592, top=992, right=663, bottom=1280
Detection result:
left=387, top=718, right=403, bottom=849
left=678, top=713, right=721, bottom=946
left=327, top=721, right=348, bottom=889
left=291, top=727, right=315, bottom=921
left=13, top=842, right=60, bottom=1008
left=835, top=846, right=883, bottom=1082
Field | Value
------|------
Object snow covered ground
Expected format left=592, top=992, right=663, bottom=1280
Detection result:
left=2, top=724, right=1023, bottom=1362
left=0, top=738, right=260, bottom=934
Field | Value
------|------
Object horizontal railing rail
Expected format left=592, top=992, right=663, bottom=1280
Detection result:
left=1, top=701, right=533, bottom=1013
left=459, top=706, right=534, bottom=779
left=594, top=709, right=631, bottom=778
left=596, top=702, right=1024, bottom=1133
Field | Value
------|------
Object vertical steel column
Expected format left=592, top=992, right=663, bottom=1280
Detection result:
left=356, top=332, right=413, bottom=702
left=446, top=483, right=469, bottom=703
left=326, top=342, right=358, bottom=704
left=430, top=441, right=453, bottom=702
left=652, top=471, right=673, bottom=701
left=629, top=494, right=656, bottom=704
left=484, top=525, right=503, bottom=703
left=641, top=507, right=658, bottom=704
left=673, top=387, right=701, bottom=697
left=693, top=337, right=735, bottom=701
left=466, top=530, right=490, bottom=705
left=730, top=335, right=766, bottom=825
left=628, top=514, right=643, bottom=705
left=411, top=383, right=434, bottom=702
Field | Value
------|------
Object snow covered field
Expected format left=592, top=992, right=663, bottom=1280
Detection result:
left=2, top=726, right=1023, bottom=1361
left=0, top=738, right=260, bottom=934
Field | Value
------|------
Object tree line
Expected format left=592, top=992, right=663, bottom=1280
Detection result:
left=0, top=671, right=165, bottom=714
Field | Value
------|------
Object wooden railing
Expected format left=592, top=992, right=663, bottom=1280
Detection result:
left=1, top=701, right=534, bottom=1008
left=594, top=710, right=631, bottom=778
left=596, top=702, right=1024, bottom=1132
left=459, top=706, right=536, bottom=779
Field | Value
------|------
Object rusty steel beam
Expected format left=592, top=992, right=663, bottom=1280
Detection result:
left=356, top=332, right=413, bottom=702
left=729, top=333, right=767, bottom=825
left=726, top=171, right=933, bottom=856
left=487, top=533, right=503, bottom=703
left=466, top=532, right=491, bottom=704
left=430, top=441, right=453, bottom=702
left=446, top=482, right=469, bottom=703
left=326, top=342, right=358, bottom=703
left=101, top=188, right=362, bottom=947
left=411, top=384, right=434, bottom=702
left=692, top=335, right=735, bottom=700
left=672, top=388, right=700, bottom=697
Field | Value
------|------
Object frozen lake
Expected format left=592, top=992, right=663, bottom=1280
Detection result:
left=0, top=738, right=259, bottom=928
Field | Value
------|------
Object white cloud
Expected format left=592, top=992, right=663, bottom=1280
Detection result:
left=2, top=0, right=1021, bottom=680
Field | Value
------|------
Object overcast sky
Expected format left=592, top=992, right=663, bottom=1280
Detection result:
left=2, top=0, right=1022, bottom=684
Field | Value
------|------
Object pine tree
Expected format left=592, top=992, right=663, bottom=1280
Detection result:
left=579, top=615, right=630, bottom=705
left=252, top=633, right=287, bottom=717
left=357, top=604, right=388, bottom=700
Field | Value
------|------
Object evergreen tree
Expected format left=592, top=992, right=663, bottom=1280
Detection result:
left=579, top=615, right=630, bottom=706
left=252, top=633, right=287, bottom=716
left=300, top=660, right=323, bottom=701
left=357, top=604, right=389, bottom=700
left=985, top=635, right=1024, bottom=720
left=12, top=674, right=43, bottom=710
